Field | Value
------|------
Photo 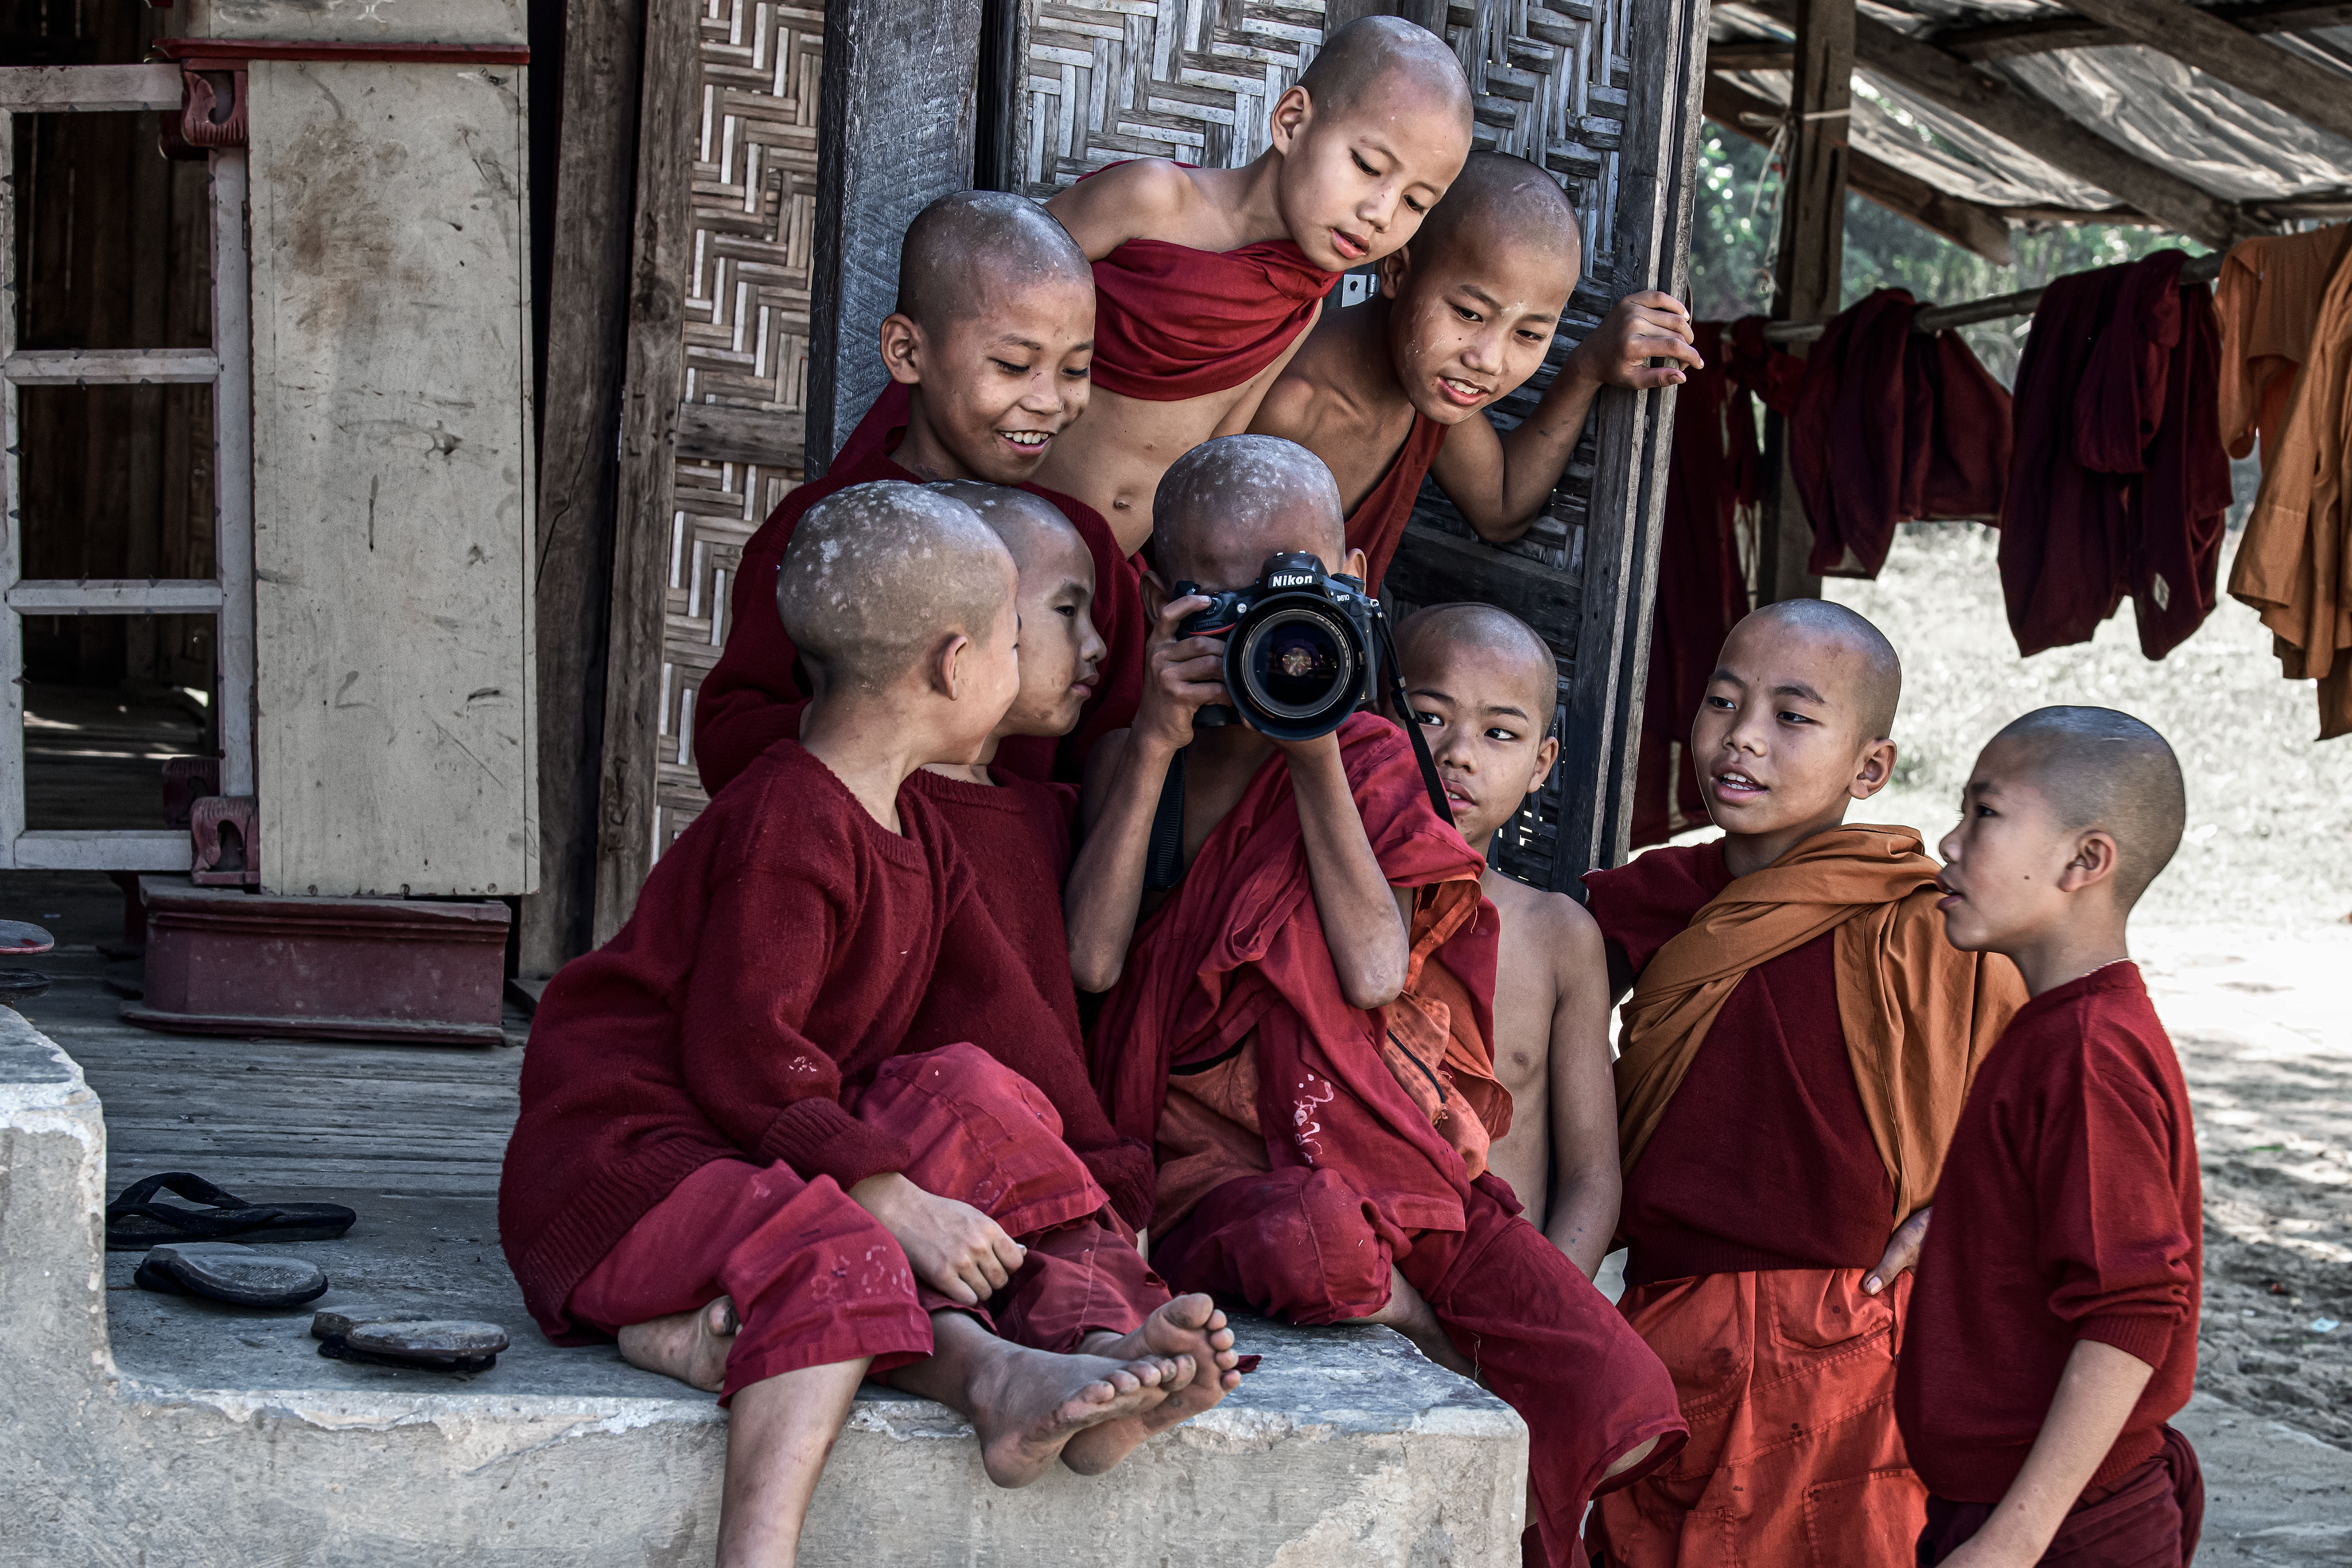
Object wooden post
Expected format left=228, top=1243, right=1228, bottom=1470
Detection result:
left=1552, top=0, right=1711, bottom=878
left=804, top=0, right=985, bottom=475
left=591, top=0, right=699, bottom=946
left=1757, top=0, right=1851, bottom=605
left=521, top=0, right=648, bottom=974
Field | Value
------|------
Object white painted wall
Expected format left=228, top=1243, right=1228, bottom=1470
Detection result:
left=248, top=60, right=537, bottom=896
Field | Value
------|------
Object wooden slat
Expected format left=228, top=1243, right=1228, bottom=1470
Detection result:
left=2, top=348, right=219, bottom=385
left=0, top=63, right=182, bottom=113
left=211, top=151, right=258, bottom=800
left=0, top=113, right=20, bottom=866
left=5, top=579, right=225, bottom=613
left=1704, top=74, right=2014, bottom=265
left=1553, top=0, right=1710, bottom=877
left=1940, top=0, right=2352, bottom=61
left=13, top=830, right=193, bottom=871
left=2056, top=0, right=2352, bottom=145
left=593, top=0, right=703, bottom=945
left=521, top=0, right=647, bottom=975
left=675, top=402, right=806, bottom=468
left=1746, top=0, right=2252, bottom=250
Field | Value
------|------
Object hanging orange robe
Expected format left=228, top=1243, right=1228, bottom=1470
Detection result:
left=1584, top=826, right=2025, bottom=1568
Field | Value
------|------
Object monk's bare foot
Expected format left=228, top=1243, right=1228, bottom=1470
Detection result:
left=618, top=1296, right=739, bottom=1394
left=965, top=1342, right=1176, bottom=1488
left=1063, top=1294, right=1243, bottom=1474
left=1355, top=1269, right=1480, bottom=1383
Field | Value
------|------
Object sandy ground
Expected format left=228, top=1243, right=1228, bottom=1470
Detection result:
left=1816, top=524, right=2352, bottom=1555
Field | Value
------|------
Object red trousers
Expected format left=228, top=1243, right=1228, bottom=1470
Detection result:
left=1919, top=1426, right=2203, bottom=1567
left=568, top=1044, right=1167, bottom=1403
left=1153, top=1166, right=1688, bottom=1566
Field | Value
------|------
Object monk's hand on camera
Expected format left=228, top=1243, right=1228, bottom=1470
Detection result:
left=849, top=1172, right=1026, bottom=1306
left=1864, top=1205, right=1932, bottom=1296
left=1571, top=289, right=1702, bottom=392
left=1134, top=593, right=1227, bottom=755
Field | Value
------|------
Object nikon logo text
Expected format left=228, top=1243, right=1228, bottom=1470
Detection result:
left=1269, top=574, right=1316, bottom=588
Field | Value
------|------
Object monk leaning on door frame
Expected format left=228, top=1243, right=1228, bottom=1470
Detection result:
left=1583, top=600, right=2025, bottom=1568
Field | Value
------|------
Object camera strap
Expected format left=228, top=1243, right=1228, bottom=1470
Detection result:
left=1143, top=746, right=1188, bottom=892
left=1373, top=608, right=1455, bottom=827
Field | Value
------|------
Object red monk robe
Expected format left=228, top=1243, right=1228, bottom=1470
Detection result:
left=502, top=741, right=1165, bottom=1403
left=1583, top=832, right=2024, bottom=1568
left=1345, top=412, right=1447, bottom=601
left=1090, top=713, right=1687, bottom=1564
left=692, top=383, right=1147, bottom=796
left=1899, top=964, right=2204, bottom=1565
left=1085, top=216, right=1337, bottom=402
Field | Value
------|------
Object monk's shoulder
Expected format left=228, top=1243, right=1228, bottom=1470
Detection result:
left=1049, top=158, right=1199, bottom=247
left=724, top=746, right=890, bottom=895
left=1486, top=877, right=1599, bottom=988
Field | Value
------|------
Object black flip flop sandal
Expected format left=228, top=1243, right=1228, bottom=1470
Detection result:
left=133, top=1242, right=329, bottom=1308
left=312, top=1310, right=507, bottom=1372
left=106, top=1172, right=356, bottom=1251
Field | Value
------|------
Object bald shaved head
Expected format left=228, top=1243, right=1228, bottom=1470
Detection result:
left=1412, top=150, right=1581, bottom=271
left=1298, top=15, right=1472, bottom=126
left=1397, top=602, right=1557, bottom=734
left=1989, top=707, right=2185, bottom=909
left=920, top=480, right=1078, bottom=568
left=778, top=483, right=1015, bottom=695
left=1154, top=435, right=1345, bottom=585
left=1735, top=599, right=1902, bottom=741
left=895, top=189, right=1091, bottom=335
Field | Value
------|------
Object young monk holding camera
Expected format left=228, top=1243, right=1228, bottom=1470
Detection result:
left=1252, top=150, right=1701, bottom=596
left=503, top=485, right=1236, bottom=1567
left=1073, top=435, right=1684, bottom=1567
left=1034, top=16, right=1474, bottom=551
left=1583, top=599, right=2025, bottom=1568
left=694, top=190, right=1145, bottom=794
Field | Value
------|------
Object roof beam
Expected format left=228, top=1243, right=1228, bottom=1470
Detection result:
left=2054, top=0, right=2352, bottom=144
left=1938, top=1, right=2352, bottom=61
left=1744, top=0, right=2251, bottom=247
left=1704, top=74, right=2017, bottom=263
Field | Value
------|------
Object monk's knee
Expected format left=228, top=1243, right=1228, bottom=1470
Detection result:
left=1602, top=1434, right=1661, bottom=1481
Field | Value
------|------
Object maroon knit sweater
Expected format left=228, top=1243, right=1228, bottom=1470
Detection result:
left=1896, top=964, right=2202, bottom=1501
left=499, top=742, right=963, bottom=1339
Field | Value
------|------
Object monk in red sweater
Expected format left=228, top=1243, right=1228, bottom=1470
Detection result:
left=1387, top=603, right=1622, bottom=1282
left=502, top=485, right=1237, bottom=1567
left=1071, top=436, right=1686, bottom=1567
left=1583, top=599, right=2026, bottom=1568
left=695, top=189, right=1148, bottom=795
left=1901, top=707, right=2201, bottom=1567
left=1035, top=16, right=1472, bottom=552
left=1251, top=150, right=1701, bottom=596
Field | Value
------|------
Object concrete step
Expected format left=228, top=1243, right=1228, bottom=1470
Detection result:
left=0, top=1010, right=1529, bottom=1566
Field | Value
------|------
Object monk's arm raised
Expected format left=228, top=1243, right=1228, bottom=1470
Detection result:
left=1428, top=291, right=1702, bottom=540
left=1280, top=733, right=1411, bottom=1009
left=1543, top=898, right=1622, bottom=1278
left=1065, top=596, right=1223, bottom=991
left=1935, top=1341, right=2155, bottom=1568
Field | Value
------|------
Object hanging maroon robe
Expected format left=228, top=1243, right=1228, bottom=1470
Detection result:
left=1346, top=410, right=1448, bottom=601
left=693, top=382, right=1147, bottom=794
left=1087, top=235, right=1338, bottom=401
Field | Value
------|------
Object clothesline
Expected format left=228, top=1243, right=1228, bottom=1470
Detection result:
left=1758, top=250, right=2227, bottom=345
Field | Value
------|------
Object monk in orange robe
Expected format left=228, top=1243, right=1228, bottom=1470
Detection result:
left=1072, top=435, right=1686, bottom=1568
left=1583, top=599, right=2026, bottom=1568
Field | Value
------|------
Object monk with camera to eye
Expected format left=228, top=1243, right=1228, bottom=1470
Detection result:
left=1069, top=434, right=1686, bottom=1568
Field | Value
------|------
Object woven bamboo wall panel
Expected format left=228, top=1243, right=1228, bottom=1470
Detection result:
left=657, top=0, right=824, bottom=855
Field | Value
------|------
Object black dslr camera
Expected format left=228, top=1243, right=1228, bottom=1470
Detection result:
left=1174, top=552, right=1383, bottom=742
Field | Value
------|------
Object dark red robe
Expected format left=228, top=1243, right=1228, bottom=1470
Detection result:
left=1344, top=410, right=1448, bottom=600
left=1087, top=236, right=1337, bottom=401
left=692, top=382, right=1146, bottom=795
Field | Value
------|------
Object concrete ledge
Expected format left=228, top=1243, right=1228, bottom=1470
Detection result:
left=0, top=1013, right=1528, bottom=1566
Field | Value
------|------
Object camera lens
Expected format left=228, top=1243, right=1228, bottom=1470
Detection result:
left=1240, top=608, right=1356, bottom=721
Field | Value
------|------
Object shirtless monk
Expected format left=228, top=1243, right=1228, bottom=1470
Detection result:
left=1903, top=708, right=2203, bottom=1567
left=1035, top=16, right=1473, bottom=552
left=1252, top=150, right=1702, bottom=596
left=1071, top=435, right=1686, bottom=1566
left=695, top=189, right=1145, bottom=795
left=500, top=485, right=1236, bottom=1567
left=1582, top=599, right=2027, bottom=1568
left=1389, top=603, right=1619, bottom=1277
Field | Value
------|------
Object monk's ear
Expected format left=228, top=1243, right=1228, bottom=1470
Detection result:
left=1379, top=246, right=1412, bottom=301
left=1849, top=737, right=1896, bottom=802
left=1140, top=568, right=1172, bottom=626
left=2057, top=829, right=2120, bottom=895
left=1341, top=546, right=1369, bottom=583
left=879, top=312, right=926, bottom=387
left=931, top=629, right=974, bottom=699
left=1268, top=83, right=1312, bottom=155
left=1528, top=733, right=1560, bottom=795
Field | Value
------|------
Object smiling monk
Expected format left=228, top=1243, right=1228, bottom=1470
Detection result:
left=1251, top=150, right=1700, bottom=597
left=1582, top=599, right=2026, bottom=1568
left=1033, top=16, right=1473, bottom=553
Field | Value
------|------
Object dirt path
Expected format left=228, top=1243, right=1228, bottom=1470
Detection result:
left=1817, top=524, right=2352, bottom=1555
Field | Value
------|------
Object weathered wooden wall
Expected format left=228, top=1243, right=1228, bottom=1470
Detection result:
left=248, top=60, right=537, bottom=897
